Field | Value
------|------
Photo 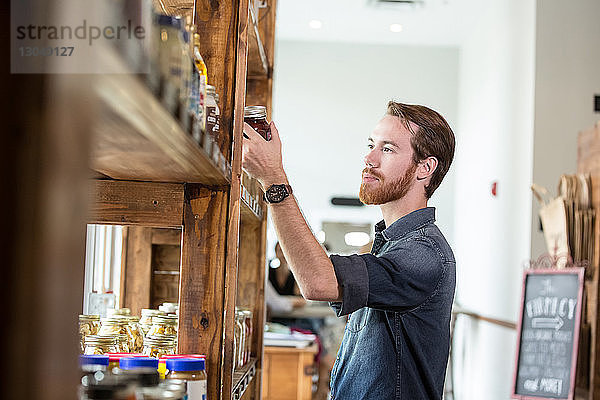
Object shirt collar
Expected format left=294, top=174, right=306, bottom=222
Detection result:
left=374, top=207, right=436, bottom=241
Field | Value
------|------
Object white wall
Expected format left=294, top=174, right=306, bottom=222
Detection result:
left=452, top=1, right=536, bottom=398
left=530, top=0, right=600, bottom=258
left=270, top=40, right=459, bottom=256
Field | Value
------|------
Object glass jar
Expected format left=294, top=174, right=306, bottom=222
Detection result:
left=107, top=353, right=145, bottom=372
left=143, top=336, right=176, bottom=358
left=79, top=354, right=109, bottom=374
left=140, top=309, right=166, bottom=335
left=157, top=15, right=184, bottom=115
left=235, top=310, right=245, bottom=369
left=100, top=316, right=136, bottom=352
left=106, top=308, right=131, bottom=317
left=84, top=335, right=118, bottom=355
left=178, top=30, right=192, bottom=133
left=166, top=358, right=207, bottom=400
left=159, top=303, right=179, bottom=315
left=147, top=315, right=178, bottom=337
left=125, top=316, right=144, bottom=353
left=205, top=85, right=220, bottom=143
left=244, top=105, right=271, bottom=141
left=79, top=315, right=101, bottom=353
left=241, top=309, right=253, bottom=364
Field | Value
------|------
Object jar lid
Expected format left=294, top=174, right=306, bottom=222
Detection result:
left=79, top=314, right=100, bottom=321
left=166, top=358, right=206, bottom=372
left=101, top=317, right=128, bottom=325
left=120, top=357, right=159, bottom=370
left=157, top=15, right=183, bottom=30
left=153, top=315, right=178, bottom=326
left=86, top=335, right=118, bottom=344
left=145, top=335, right=176, bottom=345
left=80, top=355, right=109, bottom=366
left=107, top=353, right=145, bottom=362
left=244, top=106, right=267, bottom=119
left=106, top=308, right=131, bottom=317
left=142, top=309, right=166, bottom=317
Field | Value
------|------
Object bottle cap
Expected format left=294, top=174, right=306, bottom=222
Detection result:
left=166, top=358, right=206, bottom=372
left=79, top=355, right=109, bottom=367
left=119, top=357, right=159, bottom=370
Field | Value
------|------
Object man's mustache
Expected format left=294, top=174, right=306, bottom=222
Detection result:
left=362, top=168, right=384, bottom=181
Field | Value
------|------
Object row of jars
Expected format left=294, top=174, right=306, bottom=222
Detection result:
left=80, top=307, right=179, bottom=358
left=234, top=308, right=254, bottom=370
left=79, top=354, right=206, bottom=400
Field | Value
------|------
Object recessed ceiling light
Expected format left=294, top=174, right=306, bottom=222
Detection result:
left=309, top=19, right=323, bottom=29
left=344, top=232, right=371, bottom=247
left=390, top=23, right=403, bottom=33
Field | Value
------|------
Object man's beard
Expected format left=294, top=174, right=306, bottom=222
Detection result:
left=359, top=163, right=417, bottom=205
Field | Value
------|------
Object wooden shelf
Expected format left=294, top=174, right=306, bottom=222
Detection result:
left=247, top=3, right=269, bottom=77
left=91, top=49, right=230, bottom=186
left=232, top=357, right=258, bottom=400
left=240, top=184, right=264, bottom=221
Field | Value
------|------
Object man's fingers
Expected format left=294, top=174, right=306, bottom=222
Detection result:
left=243, top=122, right=261, bottom=140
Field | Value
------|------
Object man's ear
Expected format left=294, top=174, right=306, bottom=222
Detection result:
left=416, top=157, right=438, bottom=181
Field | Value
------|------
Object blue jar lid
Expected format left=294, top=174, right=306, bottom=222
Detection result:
left=79, top=355, right=109, bottom=366
left=119, top=357, right=159, bottom=370
left=166, top=358, right=206, bottom=372
left=157, top=15, right=182, bottom=30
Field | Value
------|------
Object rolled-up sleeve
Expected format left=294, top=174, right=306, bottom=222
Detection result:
left=329, top=239, right=444, bottom=316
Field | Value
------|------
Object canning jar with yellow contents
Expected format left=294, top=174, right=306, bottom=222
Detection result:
left=143, top=335, right=176, bottom=358
left=147, top=315, right=178, bottom=337
left=84, top=335, right=118, bottom=355
left=79, top=315, right=100, bottom=353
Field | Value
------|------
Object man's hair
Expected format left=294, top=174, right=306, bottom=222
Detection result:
left=386, top=101, right=455, bottom=199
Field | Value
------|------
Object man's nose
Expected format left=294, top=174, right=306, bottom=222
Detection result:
left=364, top=150, right=378, bottom=168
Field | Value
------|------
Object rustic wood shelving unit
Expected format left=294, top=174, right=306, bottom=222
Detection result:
left=3, top=0, right=278, bottom=399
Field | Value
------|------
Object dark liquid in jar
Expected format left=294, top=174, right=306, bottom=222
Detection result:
left=244, top=116, right=271, bottom=141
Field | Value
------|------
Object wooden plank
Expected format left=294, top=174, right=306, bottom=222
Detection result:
left=89, top=180, right=184, bottom=228
left=577, top=121, right=600, bottom=400
left=92, top=60, right=230, bottom=185
left=2, top=67, right=91, bottom=397
left=152, top=227, right=182, bottom=245
left=178, top=184, right=229, bottom=400
left=254, top=215, right=268, bottom=400
left=123, top=227, right=153, bottom=316
left=153, top=244, right=181, bottom=271
left=220, top=0, right=250, bottom=397
left=247, top=3, right=268, bottom=77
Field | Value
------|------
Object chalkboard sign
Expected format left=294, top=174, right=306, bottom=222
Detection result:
left=512, top=268, right=584, bottom=400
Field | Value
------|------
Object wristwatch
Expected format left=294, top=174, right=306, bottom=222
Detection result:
left=263, top=184, right=293, bottom=204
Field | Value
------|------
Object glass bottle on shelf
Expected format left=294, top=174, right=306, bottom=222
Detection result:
left=192, top=33, right=208, bottom=143
left=157, top=15, right=184, bottom=115
left=204, top=85, right=220, bottom=157
left=179, top=29, right=192, bottom=133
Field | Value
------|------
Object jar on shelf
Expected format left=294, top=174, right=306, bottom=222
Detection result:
left=84, top=335, right=118, bottom=355
left=166, top=358, right=207, bottom=400
left=125, top=316, right=144, bottom=353
left=99, top=316, right=136, bottom=351
left=205, top=85, right=220, bottom=145
left=79, top=354, right=109, bottom=374
left=157, top=15, right=184, bottom=115
left=159, top=302, right=179, bottom=315
left=234, top=310, right=246, bottom=369
left=178, top=29, right=192, bottom=133
left=106, top=308, right=131, bottom=317
left=244, top=105, right=271, bottom=141
left=140, top=309, right=166, bottom=335
left=241, top=309, right=253, bottom=364
left=79, top=315, right=101, bottom=353
left=143, top=335, right=177, bottom=358
left=147, top=315, right=178, bottom=337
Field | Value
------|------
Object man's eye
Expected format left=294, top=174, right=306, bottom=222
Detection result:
left=367, top=144, right=374, bottom=149
left=383, top=147, right=393, bottom=153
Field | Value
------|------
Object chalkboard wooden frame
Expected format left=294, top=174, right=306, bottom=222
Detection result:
left=512, top=268, right=585, bottom=400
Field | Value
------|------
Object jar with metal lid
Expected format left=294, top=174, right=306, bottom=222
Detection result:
left=157, top=15, right=184, bottom=115
left=79, top=315, right=101, bottom=353
left=244, top=105, right=271, bottom=141
left=147, top=315, right=178, bottom=337
left=166, top=358, right=207, bottom=400
left=140, top=309, right=166, bottom=335
left=107, top=353, right=145, bottom=372
left=125, top=316, right=144, bottom=353
left=100, top=317, right=137, bottom=352
left=84, top=335, right=118, bottom=355
left=234, top=310, right=246, bottom=369
left=143, top=336, right=176, bottom=358
left=205, top=85, right=220, bottom=143
left=241, top=309, right=253, bottom=364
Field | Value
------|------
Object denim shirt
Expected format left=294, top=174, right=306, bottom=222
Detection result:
left=329, top=207, right=455, bottom=400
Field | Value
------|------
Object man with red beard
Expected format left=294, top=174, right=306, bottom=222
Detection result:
left=242, top=101, right=456, bottom=400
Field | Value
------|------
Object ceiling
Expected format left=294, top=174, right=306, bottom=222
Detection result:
left=275, top=0, right=487, bottom=46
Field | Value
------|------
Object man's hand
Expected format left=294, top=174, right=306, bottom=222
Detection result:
left=242, top=121, right=288, bottom=189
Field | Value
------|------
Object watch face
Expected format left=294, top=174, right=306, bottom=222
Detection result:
left=267, top=185, right=288, bottom=203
